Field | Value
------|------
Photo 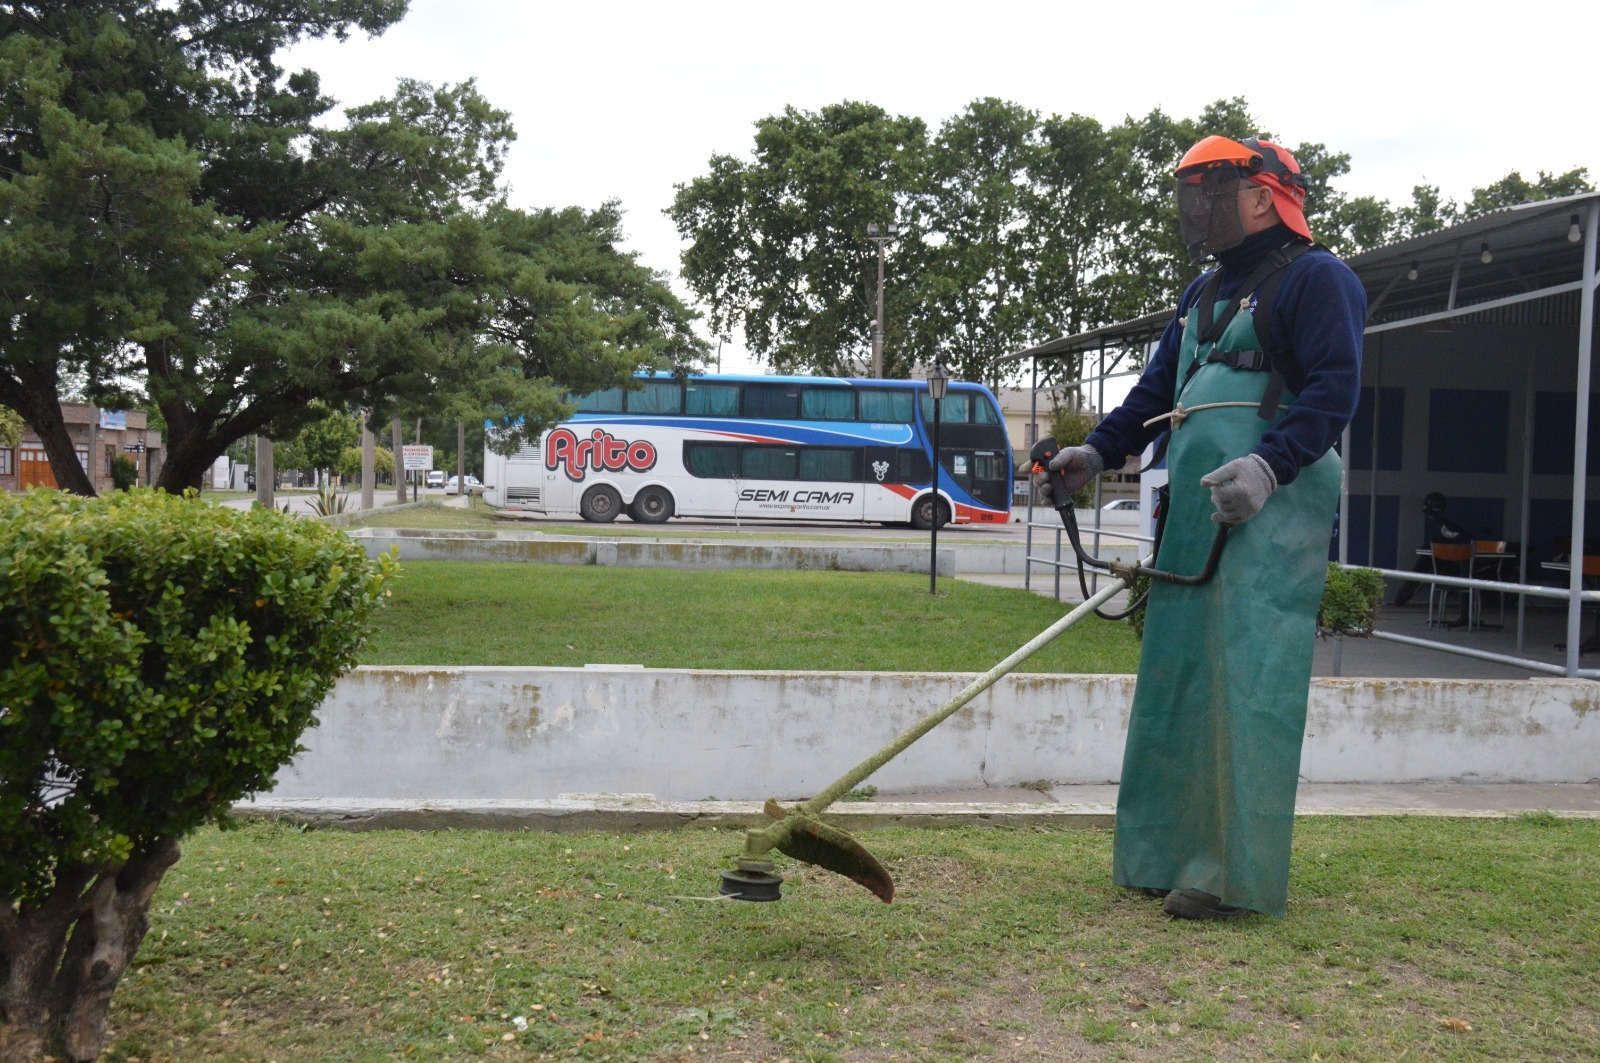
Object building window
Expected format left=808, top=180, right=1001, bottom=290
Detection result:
left=75, top=445, right=89, bottom=473
left=0, top=448, right=11, bottom=475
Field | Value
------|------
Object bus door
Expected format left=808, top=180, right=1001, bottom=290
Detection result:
left=940, top=449, right=1011, bottom=512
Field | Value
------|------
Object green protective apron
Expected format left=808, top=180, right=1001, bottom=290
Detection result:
left=1110, top=296, right=1341, bottom=917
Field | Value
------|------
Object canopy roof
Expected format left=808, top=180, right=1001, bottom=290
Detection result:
left=1003, top=190, right=1600, bottom=366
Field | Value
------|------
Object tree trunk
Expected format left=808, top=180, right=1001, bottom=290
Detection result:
left=34, top=410, right=96, bottom=498
left=0, top=365, right=96, bottom=497
left=392, top=418, right=404, bottom=505
left=255, top=436, right=275, bottom=510
left=0, top=838, right=179, bottom=1063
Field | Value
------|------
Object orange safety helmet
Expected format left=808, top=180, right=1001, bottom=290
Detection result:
left=1175, top=135, right=1313, bottom=244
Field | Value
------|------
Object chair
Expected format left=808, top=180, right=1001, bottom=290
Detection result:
left=1428, top=541, right=1475, bottom=628
left=1472, top=540, right=1510, bottom=627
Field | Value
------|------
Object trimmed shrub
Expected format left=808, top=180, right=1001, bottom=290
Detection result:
left=109, top=455, right=138, bottom=491
left=0, top=489, right=395, bottom=1061
left=1318, top=562, right=1385, bottom=637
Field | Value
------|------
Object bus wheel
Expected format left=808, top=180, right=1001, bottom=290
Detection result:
left=628, top=485, right=673, bottom=524
left=910, top=494, right=949, bottom=531
left=580, top=484, right=623, bottom=523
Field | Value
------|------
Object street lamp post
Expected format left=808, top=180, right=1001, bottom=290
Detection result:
left=927, top=362, right=949, bottom=594
left=866, top=221, right=899, bottom=378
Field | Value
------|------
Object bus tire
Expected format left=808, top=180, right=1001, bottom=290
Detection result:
left=628, top=486, right=673, bottom=524
left=579, top=484, right=623, bottom=523
left=910, top=494, right=949, bottom=531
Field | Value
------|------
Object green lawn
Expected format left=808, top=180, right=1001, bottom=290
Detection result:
left=348, top=503, right=931, bottom=543
left=106, top=816, right=1600, bottom=1061
left=363, top=562, right=1142, bottom=673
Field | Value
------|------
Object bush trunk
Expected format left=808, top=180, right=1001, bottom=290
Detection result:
left=1, top=839, right=180, bottom=1062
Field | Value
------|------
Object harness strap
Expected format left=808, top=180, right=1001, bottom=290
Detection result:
left=1187, top=240, right=1314, bottom=420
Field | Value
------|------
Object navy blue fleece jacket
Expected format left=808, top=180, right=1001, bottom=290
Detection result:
left=1085, top=225, right=1367, bottom=485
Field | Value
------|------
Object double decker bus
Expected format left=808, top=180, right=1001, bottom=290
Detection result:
left=483, top=373, right=1012, bottom=527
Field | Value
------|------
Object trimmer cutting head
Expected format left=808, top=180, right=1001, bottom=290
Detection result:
left=717, top=866, right=784, bottom=901
left=717, top=799, right=895, bottom=903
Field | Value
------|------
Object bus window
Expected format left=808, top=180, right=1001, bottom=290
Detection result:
left=744, top=384, right=800, bottom=419
left=575, top=387, right=623, bottom=413
left=922, top=392, right=973, bottom=424
left=858, top=388, right=914, bottom=423
left=971, top=453, right=1007, bottom=480
left=800, top=387, right=854, bottom=421
left=628, top=380, right=682, bottom=414
left=684, top=382, right=740, bottom=416
left=896, top=448, right=931, bottom=482
left=970, top=395, right=1000, bottom=424
left=684, top=442, right=739, bottom=478
left=798, top=448, right=859, bottom=482
left=743, top=446, right=798, bottom=479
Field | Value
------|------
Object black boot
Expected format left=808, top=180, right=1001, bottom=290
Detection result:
left=1162, top=889, right=1249, bottom=922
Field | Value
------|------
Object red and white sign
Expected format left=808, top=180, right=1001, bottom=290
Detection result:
left=401, top=445, right=433, bottom=472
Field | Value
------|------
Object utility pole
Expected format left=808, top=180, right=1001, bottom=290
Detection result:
left=866, top=221, right=900, bottom=378
left=360, top=414, right=375, bottom=512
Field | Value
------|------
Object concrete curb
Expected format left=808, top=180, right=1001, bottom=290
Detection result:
left=234, top=796, right=1600, bottom=832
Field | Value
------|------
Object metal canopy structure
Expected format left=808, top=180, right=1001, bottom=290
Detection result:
left=1008, top=191, right=1600, bottom=677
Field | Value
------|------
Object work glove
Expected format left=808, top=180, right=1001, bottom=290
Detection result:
left=1032, top=445, right=1104, bottom=506
left=1199, top=453, right=1277, bottom=525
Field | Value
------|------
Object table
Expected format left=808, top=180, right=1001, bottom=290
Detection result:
left=1541, top=561, right=1599, bottom=653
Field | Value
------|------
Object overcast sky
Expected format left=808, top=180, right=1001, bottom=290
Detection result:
left=283, top=0, right=1595, bottom=376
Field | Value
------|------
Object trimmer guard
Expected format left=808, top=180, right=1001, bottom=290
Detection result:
left=764, top=800, right=895, bottom=902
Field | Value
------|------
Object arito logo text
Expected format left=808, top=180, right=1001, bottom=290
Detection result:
left=545, top=428, right=657, bottom=482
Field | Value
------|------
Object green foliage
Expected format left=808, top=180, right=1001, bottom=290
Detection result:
left=1125, top=572, right=1153, bottom=640
left=670, top=100, right=930, bottom=378
left=275, top=405, right=361, bottom=481
left=335, top=443, right=394, bottom=480
left=307, top=483, right=349, bottom=516
left=0, top=406, right=24, bottom=449
left=1319, top=563, right=1385, bottom=637
left=110, top=454, right=139, bottom=490
left=672, top=93, right=1594, bottom=388
left=0, top=488, right=396, bottom=905
left=0, top=3, right=704, bottom=495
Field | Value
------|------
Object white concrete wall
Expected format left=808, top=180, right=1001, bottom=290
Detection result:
left=268, top=667, right=1600, bottom=802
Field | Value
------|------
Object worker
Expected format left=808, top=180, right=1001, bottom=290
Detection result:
left=1035, top=135, right=1366, bottom=920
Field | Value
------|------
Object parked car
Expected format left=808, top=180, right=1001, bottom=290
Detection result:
left=1101, top=498, right=1140, bottom=513
left=445, top=474, right=486, bottom=495
left=426, top=470, right=446, bottom=488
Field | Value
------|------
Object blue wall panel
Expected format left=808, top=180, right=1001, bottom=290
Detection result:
left=1530, top=392, right=1600, bottom=475
left=1340, top=494, right=1400, bottom=568
left=1349, top=387, right=1404, bottom=471
left=1428, top=389, right=1509, bottom=473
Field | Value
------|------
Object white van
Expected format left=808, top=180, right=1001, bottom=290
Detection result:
left=426, top=470, right=446, bottom=488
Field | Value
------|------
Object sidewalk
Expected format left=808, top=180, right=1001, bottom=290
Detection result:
left=239, top=781, right=1600, bottom=833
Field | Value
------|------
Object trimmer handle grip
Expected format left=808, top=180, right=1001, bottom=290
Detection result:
left=1028, top=436, right=1074, bottom=513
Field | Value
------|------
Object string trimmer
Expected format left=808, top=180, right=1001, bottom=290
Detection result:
left=716, top=437, right=1232, bottom=902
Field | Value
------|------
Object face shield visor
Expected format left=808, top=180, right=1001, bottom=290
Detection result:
left=1175, top=162, right=1250, bottom=265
